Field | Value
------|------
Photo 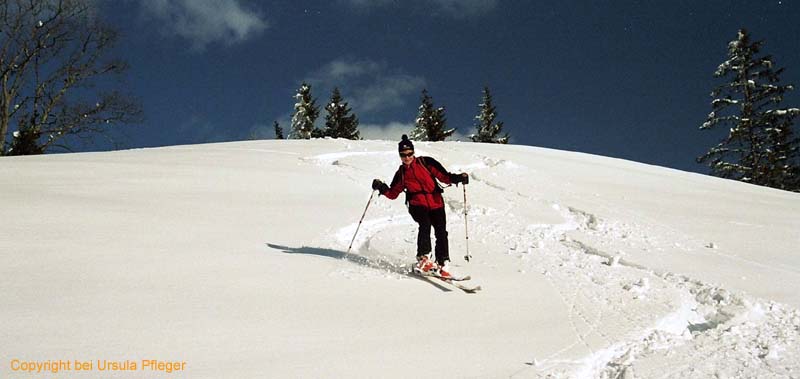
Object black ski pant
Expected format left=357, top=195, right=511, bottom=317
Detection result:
left=409, top=206, right=449, bottom=265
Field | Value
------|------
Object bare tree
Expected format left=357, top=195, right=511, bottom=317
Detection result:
left=1, top=0, right=142, bottom=155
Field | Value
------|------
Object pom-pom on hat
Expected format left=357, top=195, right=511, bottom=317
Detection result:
left=398, top=134, right=414, bottom=152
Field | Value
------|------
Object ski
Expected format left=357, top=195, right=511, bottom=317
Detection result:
left=411, top=267, right=472, bottom=282
left=410, top=270, right=482, bottom=293
left=411, top=268, right=471, bottom=281
left=441, top=278, right=481, bottom=293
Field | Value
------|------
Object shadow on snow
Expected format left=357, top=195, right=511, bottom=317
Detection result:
left=265, top=243, right=452, bottom=292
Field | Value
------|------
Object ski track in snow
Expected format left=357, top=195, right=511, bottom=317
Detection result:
left=304, top=146, right=800, bottom=378
left=472, top=167, right=800, bottom=378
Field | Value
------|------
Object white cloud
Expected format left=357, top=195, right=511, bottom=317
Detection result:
left=359, top=121, right=469, bottom=142
left=301, top=59, right=472, bottom=142
left=359, top=122, right=415, bottom=141
left=139, top=0, right=268, bottom=50
left=319, top=59, right=383, bottom=82
left=341, top=0, right=498, bottom=18
left=357, top=75, right=426, bottom=112
left=306, top=58, right=426, bottom=114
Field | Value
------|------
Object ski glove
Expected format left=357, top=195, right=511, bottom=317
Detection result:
left=372, top=179, right=389, bottom=193
left=450, top=173, right=469, bottom=185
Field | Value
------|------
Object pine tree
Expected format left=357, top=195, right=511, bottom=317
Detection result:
left=290, top=82, right=320, bottom=139
left=763, top=109, right=800, bottom=190
left=698, top=29, right=800, bottom=190
left=470, top=87, right=509, bottom=144
left=274, top=121, right=284, bottom=140
left=7, top=119, right=44, bottom=156
left=430, top=105, right=453, bottom=142
left=410, top=90, right=434, bottom=141
left=322, top=88, right=360, bottom=140
left=410, top=90, right=455, bottom=142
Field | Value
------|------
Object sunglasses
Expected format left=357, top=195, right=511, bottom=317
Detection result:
left=399, top=152, right=414, bottom=158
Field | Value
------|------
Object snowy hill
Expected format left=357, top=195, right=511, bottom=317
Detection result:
left=2, top=139, right=799, bottom=378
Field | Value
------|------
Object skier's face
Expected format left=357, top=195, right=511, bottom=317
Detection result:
left=399, top=150, right=414, bottom=165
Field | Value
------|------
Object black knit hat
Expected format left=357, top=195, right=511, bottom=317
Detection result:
left=398, top=134, right=414, bottom=152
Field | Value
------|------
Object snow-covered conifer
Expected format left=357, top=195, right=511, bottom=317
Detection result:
left=289, top=82, right=320, bottom=139
left=470, top=87, right=509, bottom=144
left=410, top=90, right=454, bottom=142
left=763, top=110, right=800, bottom=190
left=410, top=90, right=433, bottom=141
left=698, top=29, right=800, bottom=191
left=322, top=88, right=360, bottom=140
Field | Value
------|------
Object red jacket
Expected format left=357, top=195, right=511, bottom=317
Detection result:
left=382, top=156, right=454, bottom=210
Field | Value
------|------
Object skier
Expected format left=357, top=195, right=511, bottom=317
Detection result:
left=371, top=135, right=469, bottom=279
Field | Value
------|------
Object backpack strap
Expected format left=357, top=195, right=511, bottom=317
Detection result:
left=401, top=157, right=448, bottom=208
left=417, top=157, right=446, bottom=193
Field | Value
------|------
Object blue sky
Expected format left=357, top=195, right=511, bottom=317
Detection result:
left=97, top=0, right=800, bottom=173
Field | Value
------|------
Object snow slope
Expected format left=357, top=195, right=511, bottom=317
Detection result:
left=1, top=139, right=799, bottom=378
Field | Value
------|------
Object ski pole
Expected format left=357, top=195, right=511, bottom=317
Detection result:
left=347, top=190, right=376, bottom=256
left=463, top=184, right=472, bottom=262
